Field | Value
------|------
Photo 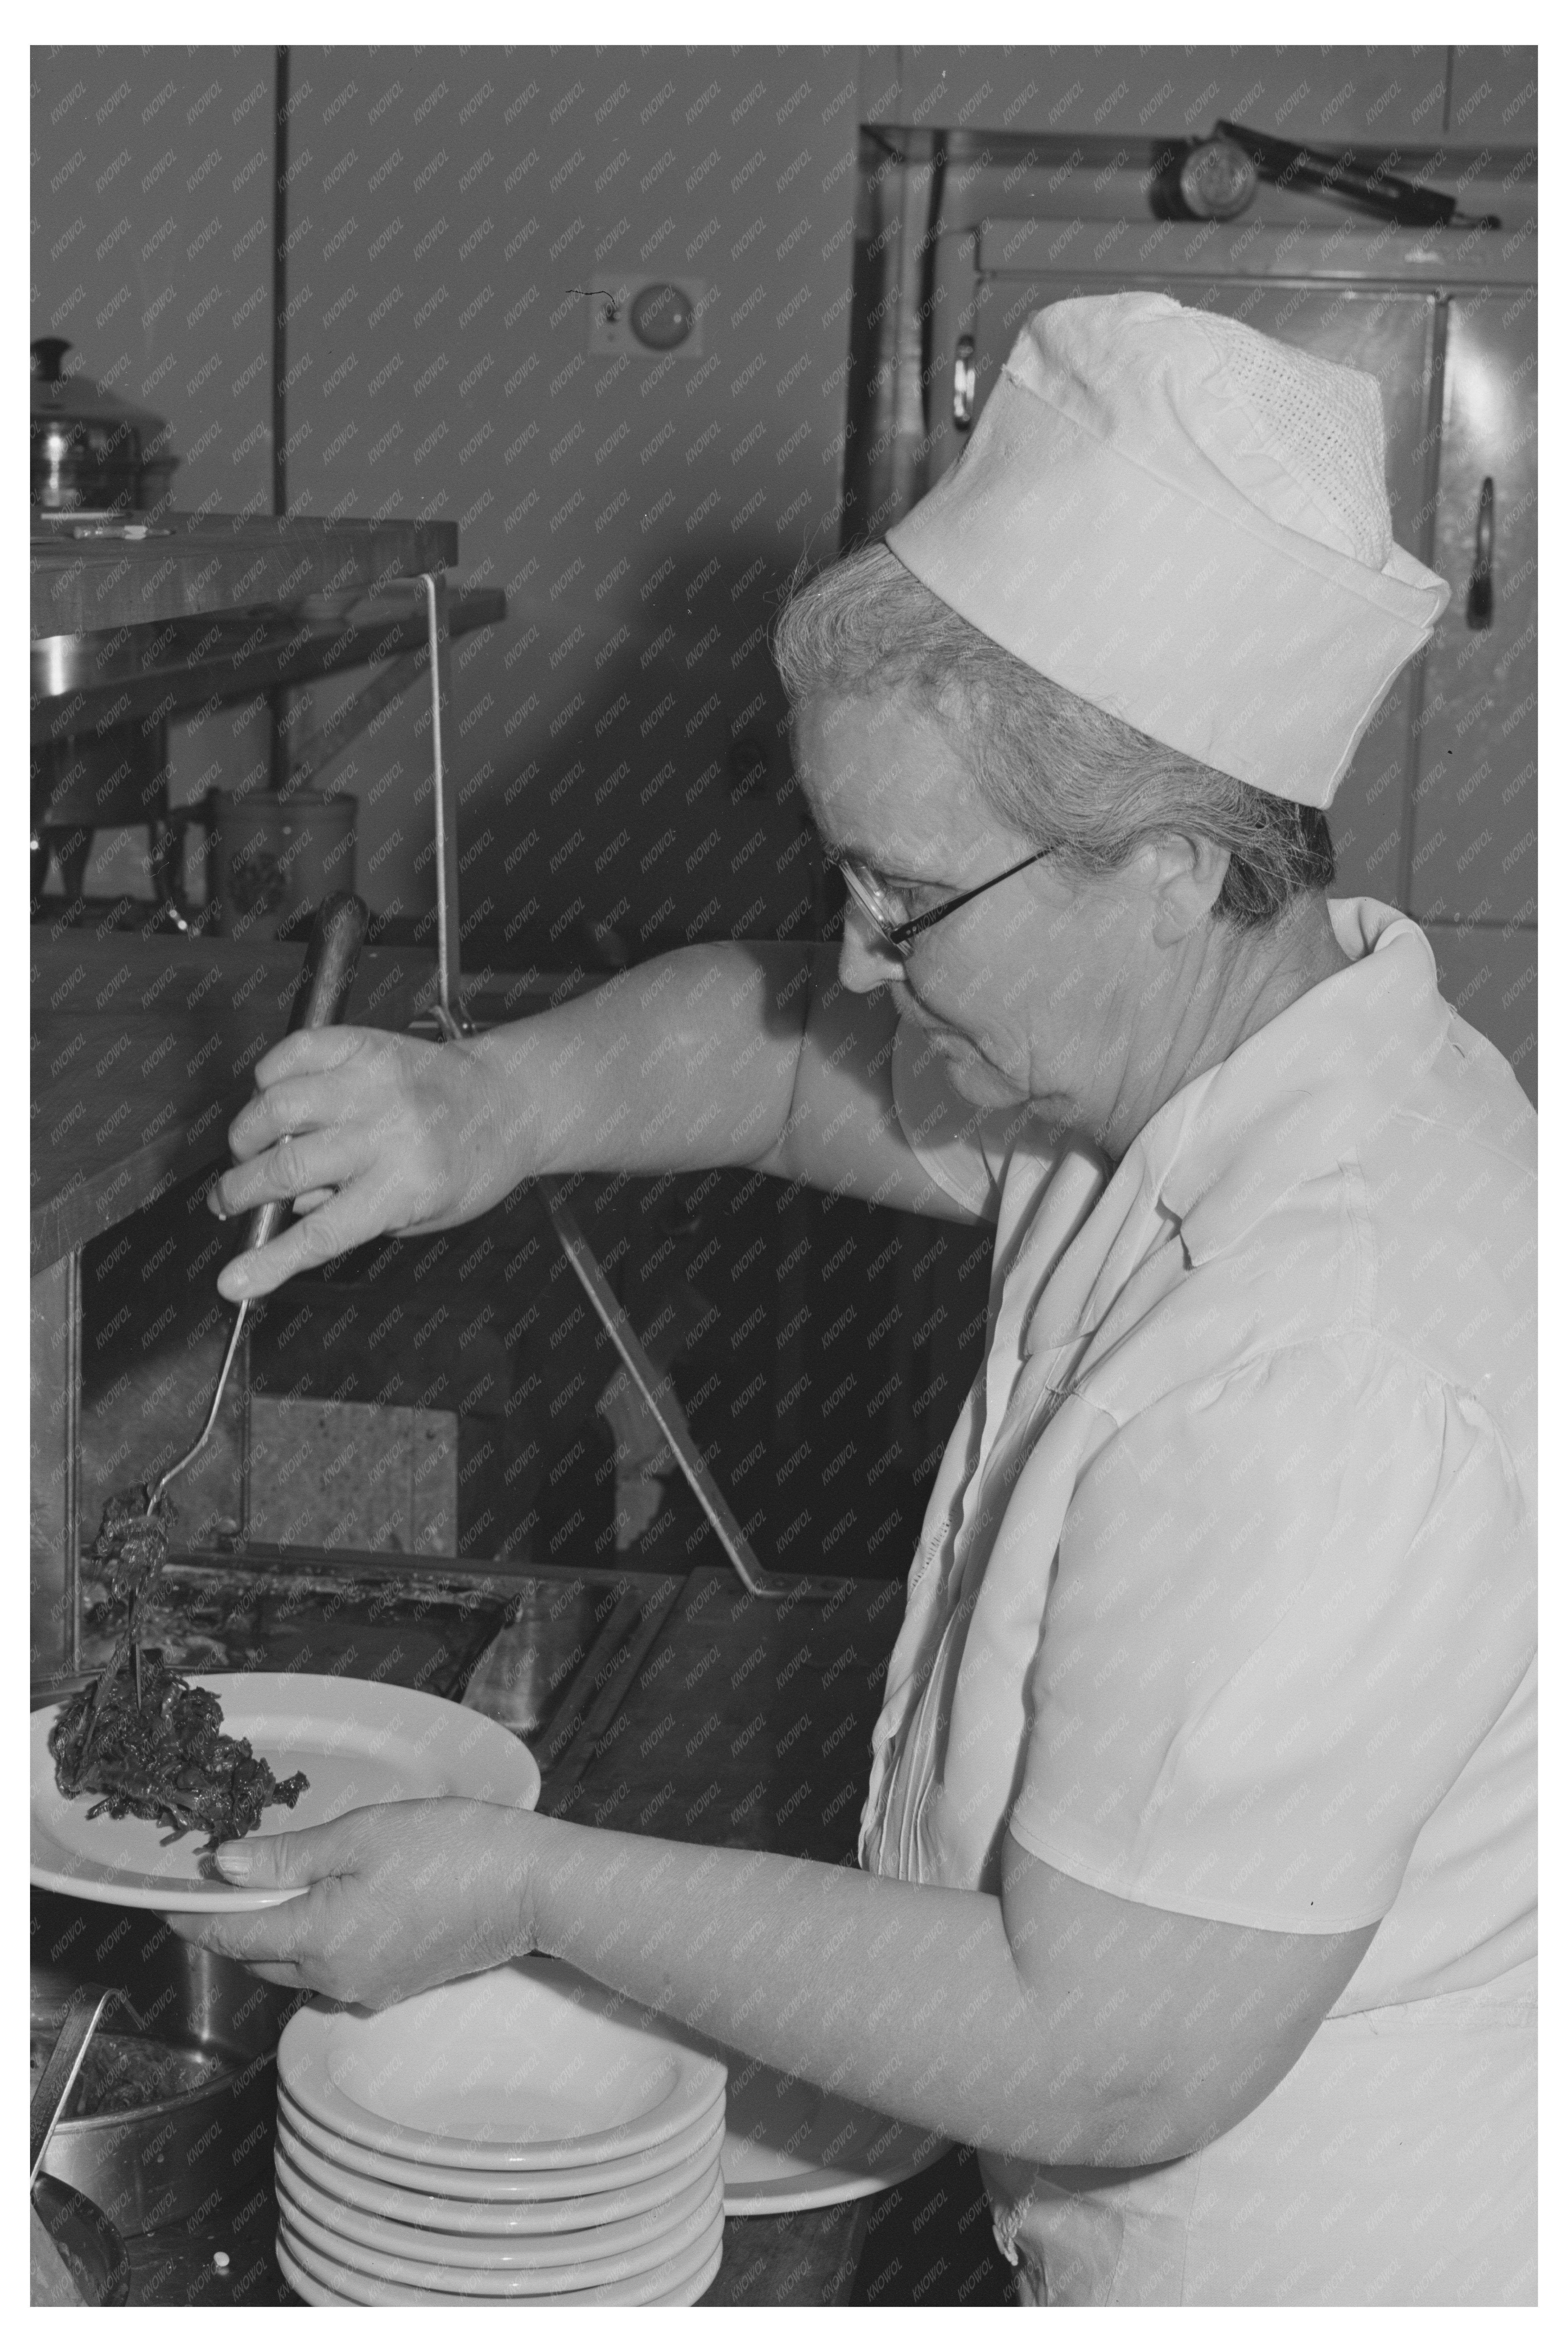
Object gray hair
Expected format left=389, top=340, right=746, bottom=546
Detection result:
left=772, top=544, right=1334, bottom=930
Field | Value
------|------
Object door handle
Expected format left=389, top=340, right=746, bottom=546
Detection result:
left=1466, top=475, right=1494, bottom=630
left=953, top=335, right=976, bottom=433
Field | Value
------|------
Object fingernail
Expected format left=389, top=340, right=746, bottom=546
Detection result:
left=227, top=1263, right=252, bottom=1295
left=215, top=1845, right=252, bottom=1878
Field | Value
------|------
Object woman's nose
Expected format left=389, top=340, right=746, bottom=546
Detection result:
left=837, top=902, right=905, bottom=993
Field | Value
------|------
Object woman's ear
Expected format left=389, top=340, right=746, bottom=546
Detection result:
left=1147, top=833, right=1230, bottom=946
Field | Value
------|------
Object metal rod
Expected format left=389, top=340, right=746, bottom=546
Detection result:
left=381, top=577, right=809, bottom=1601
left=538, top=1182, right=797, bottom=1600
left=386, top=571, right=470, bottom=1037
left=237, top=1318, right=254, bottom=1544
left=267, top=45, right=293, bottom=798
left=271, top=46, right=290, bottom=518
left=417, top=572, right=455, bottom=1026
left=430, top=571, right=463, bottom=1030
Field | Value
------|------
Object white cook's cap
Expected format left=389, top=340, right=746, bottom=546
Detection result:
left=885, top=292, right=1450, bottom=808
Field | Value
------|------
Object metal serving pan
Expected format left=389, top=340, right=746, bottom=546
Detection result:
left=31, top=1888, right=297, bottom=2235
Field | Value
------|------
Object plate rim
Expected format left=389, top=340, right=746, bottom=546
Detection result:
left=30, top=1672, right=539, bottom=1912
left=278, top=1959, right=726, bottom=2171
left=277, top=2205, right=725, bottom=2307
left=720, top=2092, right=952, bottom=2214
left=274, top=2137, right=721, bottom=2268
left=276, top=2083, right=726, bottom=2202
left=276, top=2167, right=725, bottom=2293
left=276, top=2230, right=352, bottom=2306
left=275, top=2104, right=723, bottom=2233
left=712, top=2057, right=953, bottom=2215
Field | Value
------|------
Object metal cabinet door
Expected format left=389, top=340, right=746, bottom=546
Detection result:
left=1407, top=292, right=1537, bottom=928
left=928, top=244, right=1439, bottom=907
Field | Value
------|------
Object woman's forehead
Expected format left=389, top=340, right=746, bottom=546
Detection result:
left=796, top=692, right=995, bottom=861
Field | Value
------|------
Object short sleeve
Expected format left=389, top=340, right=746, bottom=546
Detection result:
left=1007, top=1336, right=1535, bottom=1934
left=890, top=1017, right=1013, bottom=1218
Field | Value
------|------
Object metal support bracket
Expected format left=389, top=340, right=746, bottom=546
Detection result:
left=537, top=1182, right=806, bottom=1601
left=387, top=569, right=470, bottom=1039
left=396, top=572, right=825, bottom=1601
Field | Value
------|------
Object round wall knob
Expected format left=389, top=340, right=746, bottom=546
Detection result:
left=629, top=283, right=695, bottom=351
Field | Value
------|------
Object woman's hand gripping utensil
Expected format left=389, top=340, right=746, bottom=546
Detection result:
left=92, top=893, right=369, bottom=1703
left=149, top=890, right=370, bottom=1511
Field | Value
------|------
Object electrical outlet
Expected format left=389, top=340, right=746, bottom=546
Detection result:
left=588, top=276, right=707, bottom=360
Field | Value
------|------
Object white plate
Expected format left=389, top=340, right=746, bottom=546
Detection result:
left=651, top=2236, right=722, bottom=2307
left=278, top=2170, right=723, bottom=2294
left=277, top=2228, right=722, bottom=2311
left=277, top=2208, right=724, bottom=2306
left=277, top=2106, right=724, bottom=2233
left=276, top=2140, right=720, bottom=2269
left=31, top=1673, right=540, bottom=1911
left=278, top=1958, right=726, bottom=2167
left=277, top=2234, right=353, bottom=2306
left=277, top=2086, right=724, bottom=2204
left=719, top=2054, right=950, bottom=2215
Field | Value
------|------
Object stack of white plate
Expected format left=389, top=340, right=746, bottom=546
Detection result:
left=273, top=1959, right=728, bottom=2306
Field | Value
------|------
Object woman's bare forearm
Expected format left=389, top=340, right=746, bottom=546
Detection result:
left=480, top=940, right=974, bottom=1222
left=518, top=1813, right=1048, bottom=2158
left=472, top=942, right=819, bottom=1184
left=514, top=1814, right=1369, bottom=2169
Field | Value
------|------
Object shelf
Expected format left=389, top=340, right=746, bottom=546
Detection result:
left=30, top=511, right=459, bottom=641
left=31, top=587, right=504, bottom=743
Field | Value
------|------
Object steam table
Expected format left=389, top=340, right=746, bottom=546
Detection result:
left=75, top=1559, right=1006, bottom=2306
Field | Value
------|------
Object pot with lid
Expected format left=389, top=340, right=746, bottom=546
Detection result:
left=31, top=337, right=180, bottom=514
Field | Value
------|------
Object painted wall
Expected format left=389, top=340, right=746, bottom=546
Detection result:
left=31, top=45, right=275, bottom=518
left=34, top=43, right=1535, bottom=1006
left=279, top=46, right=865, bottom=960
left=31, top=47, right=278, bottom=895
left=32, top=45, right=867, bottom=953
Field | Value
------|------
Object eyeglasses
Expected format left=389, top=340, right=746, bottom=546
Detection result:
left=831, top=846, right=1051, bottom=958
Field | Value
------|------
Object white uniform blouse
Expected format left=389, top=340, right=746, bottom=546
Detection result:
left=860, top=900, right=1536, bottom=2304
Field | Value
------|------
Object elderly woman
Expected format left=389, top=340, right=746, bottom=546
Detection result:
left=177, top=296, right=1536, bottom=2306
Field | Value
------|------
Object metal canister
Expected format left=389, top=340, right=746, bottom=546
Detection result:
left=205, top=788, right=360, bottom=941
